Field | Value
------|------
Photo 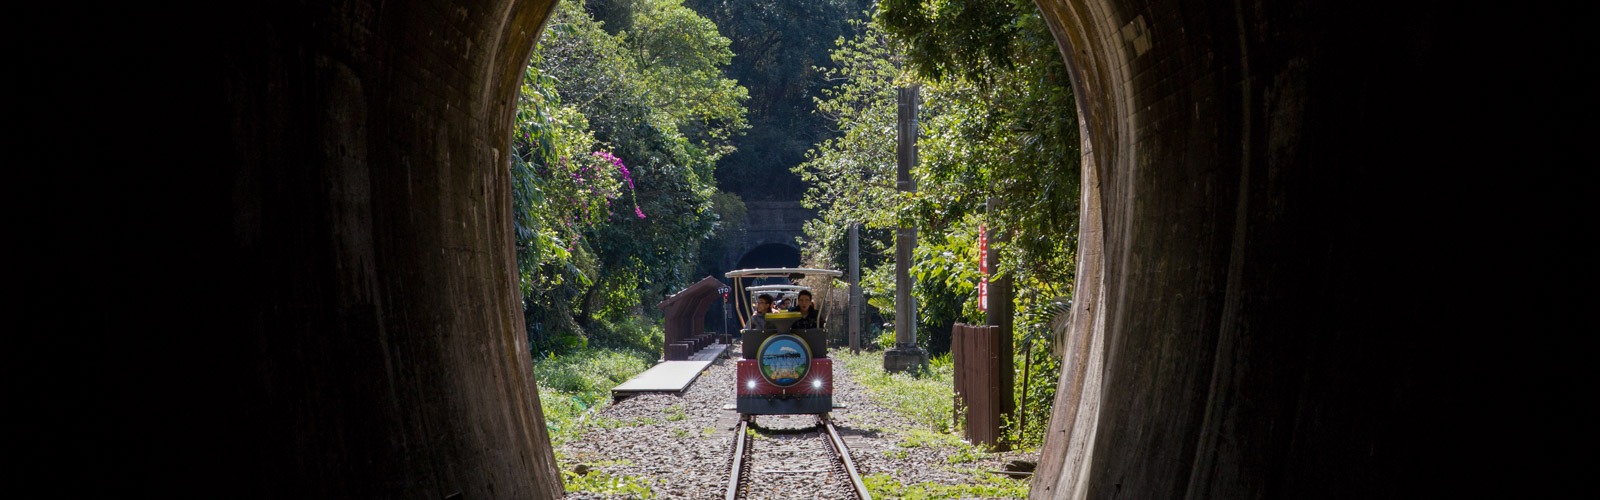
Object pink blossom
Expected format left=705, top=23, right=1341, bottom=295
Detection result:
left=592, top=151, right=636, bottom=190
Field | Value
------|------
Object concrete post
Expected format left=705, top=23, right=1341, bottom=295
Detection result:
left=886, top=86, right=928, bottom=373
left=985, top=198, right=1015, bottom=449
left=849, top=223, right=862, bottom=353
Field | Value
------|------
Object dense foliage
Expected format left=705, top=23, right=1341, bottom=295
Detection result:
left=684, top=0, right=877, bottom=198
left=835, top=351, right=1031, bottom=498
left=513, top=0, right=1081, bottom=451
left=534, top=347, right=656, bottom=446
left=513, top=0, right=749, bottom=355
left=794, top=0, right=1080, bottom=447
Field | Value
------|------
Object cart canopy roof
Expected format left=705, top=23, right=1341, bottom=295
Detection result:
left=745, top=284, right=812, bottom=293
left=724, top=267, right=843, bottom=279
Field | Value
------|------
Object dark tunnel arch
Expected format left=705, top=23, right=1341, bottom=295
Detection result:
left=733, top=242, right=802, bottom=270
left=21, top=0, right=1585, bottom=497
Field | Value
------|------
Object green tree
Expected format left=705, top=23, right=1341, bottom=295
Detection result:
left=794, top=19, right=906, bottom=265
left=686, top=0, right=876, bottom=198
left=794, top=0, right=1080, bottom=446
left=627, top=0, right=749, bottom=154
left=516, top=0, right=748, bottom=352
left=875, top=0, right=1023, bottom=83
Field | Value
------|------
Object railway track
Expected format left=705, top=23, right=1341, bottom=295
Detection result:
left=726, top=415, right=871, bottom=500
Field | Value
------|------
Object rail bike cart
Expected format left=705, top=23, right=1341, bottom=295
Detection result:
left=743, top=284, right=810, bottom=315
left=726, top=267, right=842, bottom=416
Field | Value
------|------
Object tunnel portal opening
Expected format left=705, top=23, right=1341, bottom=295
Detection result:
left=38, top=0, right=1576, bottom=497
left=708, top=243, right=805, bottom=333
left=733, top=242, right=801, bottom=270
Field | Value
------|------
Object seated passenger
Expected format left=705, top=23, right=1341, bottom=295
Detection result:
left=789, top=289, right=823, bottom=329
left=747, top=294, right=775, bottom=331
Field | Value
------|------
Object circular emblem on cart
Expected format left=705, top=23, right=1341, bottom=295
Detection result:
left=756, top=334, right=811, bottom=386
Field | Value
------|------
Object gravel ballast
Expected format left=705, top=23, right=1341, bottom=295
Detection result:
left=556, top=344, right=1037, bottom=498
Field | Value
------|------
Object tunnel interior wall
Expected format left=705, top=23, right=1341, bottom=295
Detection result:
left=224, top=0, right=567, bottom=497
left=15, top=0, right=1585, bottom=497
left=217, top=1, right=566, bottom=496
left=1030, top=0, right=1586, bottom=498
left=19, top=1, right=565, bottom=497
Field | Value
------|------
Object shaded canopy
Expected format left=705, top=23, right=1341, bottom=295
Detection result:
left=657, top=276, right=727, bottom=350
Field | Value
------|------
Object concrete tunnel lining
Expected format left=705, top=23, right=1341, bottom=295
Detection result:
left=1030, top=1, right=1587, bottom=498
left=15, top=0, right=1586, bottom=497
left=199, top=1, right=569, bottom=497
left=733, top=241, right=803, bottom=270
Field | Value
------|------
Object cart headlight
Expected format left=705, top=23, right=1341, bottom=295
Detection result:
left=812, top=379, right=823, bottom=389
left=746, top=380, right=756, bottom=390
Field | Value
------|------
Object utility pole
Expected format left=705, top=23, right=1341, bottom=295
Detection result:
left=985, top=197, right=1015, bottom=449
left=885, top=86, right=928, bottom=373
left=849, top=223, right=862, bottom=353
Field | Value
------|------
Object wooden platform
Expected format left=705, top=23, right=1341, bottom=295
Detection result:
left=683, top=342, right=728, bottom=362
left=610, top=343, right=728, bottom=400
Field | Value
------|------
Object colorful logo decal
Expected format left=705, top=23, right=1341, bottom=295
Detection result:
left=757, top=334, right=811, bottom=386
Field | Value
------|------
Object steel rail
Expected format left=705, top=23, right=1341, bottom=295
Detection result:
left=822, top=416, right=872, bottom=500
left=726, top=419, right=751, bottom=500
left=727, top=416, right=869, bottom=500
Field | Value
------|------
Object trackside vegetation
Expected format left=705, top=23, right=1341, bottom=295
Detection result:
left=796, top=0, right=1079, bottom=448
left=514, top=0, right=1079, bottom=479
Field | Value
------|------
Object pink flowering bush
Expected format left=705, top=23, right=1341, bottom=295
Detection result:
left=591, top=151, right=646, bottom=219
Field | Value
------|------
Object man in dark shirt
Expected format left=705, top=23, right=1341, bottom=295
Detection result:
left=789, top=289, right=822, bottom=329
left=748, top=294, right=775, bottom=331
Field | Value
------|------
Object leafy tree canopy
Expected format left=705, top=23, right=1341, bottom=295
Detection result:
left=876, top=0, right=1028, bottom=83
left=513, top=0, right=750, bottom=353
left=685, top=0, right=876, bottom=199
left=795, top=0, right=1080, bottom=445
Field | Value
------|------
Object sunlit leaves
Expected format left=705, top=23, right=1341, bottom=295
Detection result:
left=796, top=0, right=1080, bottom=356
left=514, top=0, right=749, bottom=350
left=627, top=0, right=749, bottom=156
left=876, top=0, right=1024, bottom=83
left=512, top=53, right=604, bottom=297
left=793, top=19, right=906, bottom=266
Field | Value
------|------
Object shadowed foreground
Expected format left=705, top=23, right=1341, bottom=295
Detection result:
left=16, top=0, right=1584, bottom=497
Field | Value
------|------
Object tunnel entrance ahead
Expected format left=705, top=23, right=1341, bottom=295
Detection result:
left=706, top=243, right=803, bottom=334
left=28, top=0, right=1583, bottom=497
left=734, top=243, right=801, bottom=270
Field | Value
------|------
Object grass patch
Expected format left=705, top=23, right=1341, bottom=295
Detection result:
left=842, top=350, right=1027, bottom=494
left=862, top=472, right=1028, bottom=499
left=532, top=347, right=653, bottom=445
left=834, top=350, right=956, bottom=432
left=946, top=446, right=984, bottom=464
left=563, top=468, right=655, bottom=498
left=899, top=428, right=965, bottom=449
left=897, top=428, right=987, bottom=464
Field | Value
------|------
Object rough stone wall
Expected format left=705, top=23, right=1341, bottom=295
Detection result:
left=726, top=200, right=812, bottom=268
left=20, top=1, right=563, bottom=497
left=216, top=1, right=564, bottom=496
left=1028, top=0, right=1586, bottom=498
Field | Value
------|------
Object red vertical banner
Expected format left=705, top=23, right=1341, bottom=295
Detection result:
left=978, top=224, right=989, bottom=311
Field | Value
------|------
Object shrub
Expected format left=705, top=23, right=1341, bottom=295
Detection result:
left=835, top=350, right=955, bottom=433
left=533, top=347, right=653, bottom=445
